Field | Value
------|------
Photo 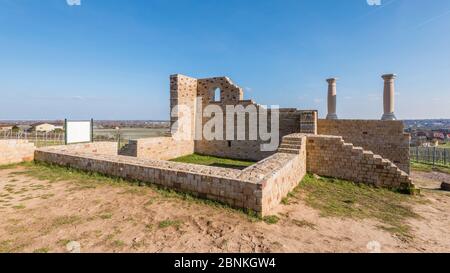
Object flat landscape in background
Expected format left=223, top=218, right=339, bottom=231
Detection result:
left=0, top=162, right=449, bottom=253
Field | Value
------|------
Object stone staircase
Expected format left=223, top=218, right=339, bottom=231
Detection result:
left=342, top=141, right=412, bottom=185
left=279, top=134, right=416, bottom=192
left=278, top=135, right=304, bottom=154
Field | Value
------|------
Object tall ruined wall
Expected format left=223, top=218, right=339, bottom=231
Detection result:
left=170, top=74, right=198, bottom=141
left=0, top=140, right=36, bottom=165
left=317, top=119, right=410, bottom=173
left=193, top=77, right=304, bottom=161
left=194, top=106, right=304, bottom=161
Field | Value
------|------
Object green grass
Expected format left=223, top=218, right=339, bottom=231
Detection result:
left=33, top=247, right=50, bottom=253
left=411, top=162, right=450, bottom=174
left=438, top=142, right=450, bottom=148
left=99, top=213, right=113, bottom=220
left=52, top=216, right=82, bottom=227
left=158, top=219, right=183, bottom=229
left=290, top=174, right=421, bottom=240
left=170, top=154, right=255, bottom=170
left=262, top=215, right=280, bottom=225
left=0, top=163, right=22, bottom=170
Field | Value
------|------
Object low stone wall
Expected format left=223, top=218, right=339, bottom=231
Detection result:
left=41, top=142, right=118, bottom=156
left=35, top=137, right=307, bottom=216
left=119, top=137, right=194, bottom=160
left=317, top=119, right=410, bottom=173
left=306, top=135, right=414, bottom=190
left=0, top=140, right=36, bottom=165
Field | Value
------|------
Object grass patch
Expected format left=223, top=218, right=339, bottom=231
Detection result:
left=12, top=205, right=26, bottom=210
left=170, top=154, right=255, bottom=170
left=0, top=163, right=21, bottom=170
left=0, top=240, right=28, bottom=253
left=292, top=219, right=316, bottom=229
left=52, top=215, right=82, bottom=227
left=99, top=213, right=113, bottom=220
left=293, top=174, right=420, bottom=240
left=158, top=219, right=183, bottom=229
left=263, top=215, right=280, bottom=225
left=411, top=162, right=450, bottom=175
left=33, top=247, right=50, bottom=253
left=111, top=240, right=126, bottom=248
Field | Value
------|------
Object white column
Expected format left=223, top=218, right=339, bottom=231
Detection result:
left=381, top=74, right=397, bottom=121
left=326, top=78, right=338, bottom=120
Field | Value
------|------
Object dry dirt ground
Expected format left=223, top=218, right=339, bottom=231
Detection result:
left=0, top=164, right=449, bottom=253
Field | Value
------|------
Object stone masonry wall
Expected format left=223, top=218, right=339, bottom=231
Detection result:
left=194, top=75, right=305, bottom=161
left=126, top=137, right=194, bottom=161
left=0, top=140, right=36, bottom=165
left=41, top=142, right=118, bottom=156
left=317, top=119, right=410, bottom=173
left=306, top=135, right=414, bottom=190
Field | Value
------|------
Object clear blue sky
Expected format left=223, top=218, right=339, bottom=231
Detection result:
left=1, top=0, right=449, bottom=120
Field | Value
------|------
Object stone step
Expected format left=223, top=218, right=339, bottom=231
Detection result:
left=282, top=140, right=303, bottom=145
left=277, top=148, right=301, bottom=154
left=282, top=136, right=303, bottom=142
left=279, top=144, right=302, bottom=150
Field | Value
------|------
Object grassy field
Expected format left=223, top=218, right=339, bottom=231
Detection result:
left=1, top=161, right=446, bottom=252
left=411, top=162, right=450, bottom=174
left=288, top=174, right=422, bottom=240
left=170, top=154, right=255, bottom=170
left=439, top=143, right=450, bottom=148
left=17, top=161, right=423, bottom=238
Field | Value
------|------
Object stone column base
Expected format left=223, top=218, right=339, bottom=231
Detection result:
left=381, top=113, right=397, bottom=121
left=326, top=113, right=338, bottom=120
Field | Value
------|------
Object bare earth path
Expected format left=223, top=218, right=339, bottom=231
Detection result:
left=0, top=166, right=449, bottom=253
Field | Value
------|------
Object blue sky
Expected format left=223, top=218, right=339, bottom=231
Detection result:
left=0, top=0, right=449, bottom=120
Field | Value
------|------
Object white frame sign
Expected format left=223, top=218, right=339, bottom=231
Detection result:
left=65, top=119, right=93, bottom=144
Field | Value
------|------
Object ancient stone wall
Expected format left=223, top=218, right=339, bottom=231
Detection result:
left=306, top=135, right=413, bottom=190
left=0, top=140, right=36, bottom=165
left=41, top=142, right=118, bottom=156
left=123, top=137, right=194, bottom=161
left=317, top=119, right=410, bottom=173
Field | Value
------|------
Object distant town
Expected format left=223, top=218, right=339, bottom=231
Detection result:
left=404, top=119, right=450, bottom=148
left=0, top=119, right=449, bottom=148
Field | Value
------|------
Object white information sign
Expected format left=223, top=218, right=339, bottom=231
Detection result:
left=66, top=120, right=92, bottom=144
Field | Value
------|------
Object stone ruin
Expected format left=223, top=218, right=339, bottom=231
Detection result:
left=0, top=74, right=415, bottom=216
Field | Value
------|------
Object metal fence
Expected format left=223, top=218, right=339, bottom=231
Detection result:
left=410, top=146, right=450, bottom=167
left=0, top=131, right=65, bottom=147
left=0, top=129, right=169, bottom=149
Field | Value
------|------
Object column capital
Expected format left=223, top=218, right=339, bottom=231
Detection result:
left=382, top=74, right=397, bottom=80
left=326, top=78, right=338, bottom=84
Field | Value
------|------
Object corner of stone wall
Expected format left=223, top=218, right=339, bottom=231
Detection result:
left=0, top=140, right=36, bottom=165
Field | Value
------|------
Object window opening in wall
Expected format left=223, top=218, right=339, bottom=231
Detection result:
left=211, top=88, right=221, bottom=102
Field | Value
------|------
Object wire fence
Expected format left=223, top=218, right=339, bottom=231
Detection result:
left=410, top=146, right=450, bottom=167
left=0, top=129, right=170, bottom=149
left=0, top=131, right=65, bottom=147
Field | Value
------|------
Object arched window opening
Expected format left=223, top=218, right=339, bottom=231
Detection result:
left=211, top=88, right=221, bottom=102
